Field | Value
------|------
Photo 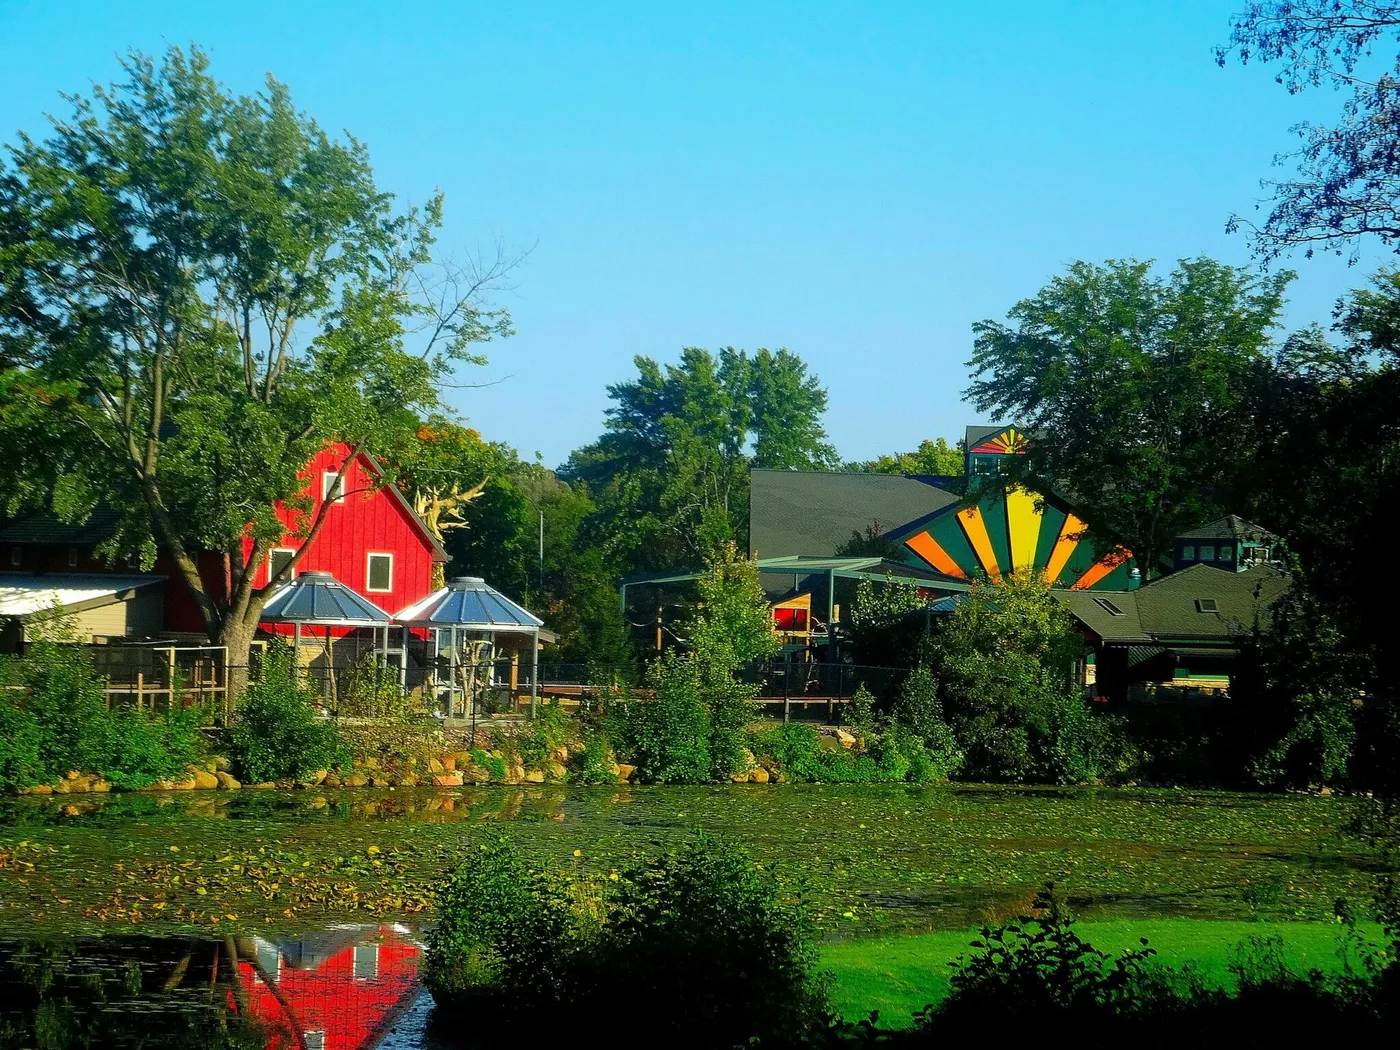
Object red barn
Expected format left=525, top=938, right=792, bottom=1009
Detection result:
left=0, top=442, right=447, bottom=652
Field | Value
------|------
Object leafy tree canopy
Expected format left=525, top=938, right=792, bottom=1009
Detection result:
left=966, top=257, right=1293, bottom=576
left=851, top=436, right=965, bottom=476
left=562, top=346, right=835, bottom=575
left=0, top=46, right=513, bottom=666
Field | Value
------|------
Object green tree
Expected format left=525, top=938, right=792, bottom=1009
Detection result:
left=853, top=437, right=965, bottom=476
left=0, top=46, right=513, bottom=674
left=929, top=574, right=1114, bottom=783
left=966, top=258, right=1292, bottom=577
left=562, top=346, right=835, bottom=575
left=686, top=541, right=779, bottom=674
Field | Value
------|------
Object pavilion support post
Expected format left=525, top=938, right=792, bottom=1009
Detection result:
left=447, top=627, right=457, bottom=721
left=530, top=628, right=539, bottom=720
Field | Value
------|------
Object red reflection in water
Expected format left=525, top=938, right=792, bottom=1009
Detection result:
left=232, top=925, right=421, bottom=1050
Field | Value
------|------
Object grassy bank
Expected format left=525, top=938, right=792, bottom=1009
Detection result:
left=822, top=920, right=1385, bottom=1026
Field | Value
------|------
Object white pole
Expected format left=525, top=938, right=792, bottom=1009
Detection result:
left=530, top=628, right=539, bottom=720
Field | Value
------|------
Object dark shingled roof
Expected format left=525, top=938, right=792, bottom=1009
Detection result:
left=1057, top=563, right=1289, bottom=645
left=1134, top=563, right=1288, bottom=638
left=0, top=508, right=120, bottom=546
left=1177, top=514, right=1279, bottom=543
left=1052, top=589, right=1150, bottom=644
left=748, top=469, right=960, bottom=559
left=964, top=424, right=1006, bottom=448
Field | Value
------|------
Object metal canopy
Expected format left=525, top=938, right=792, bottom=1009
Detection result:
left=259, top=571, right=391, bottom=627
left=393, top=576, right=543, bottom=630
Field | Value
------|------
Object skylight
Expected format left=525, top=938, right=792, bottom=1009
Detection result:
left=1092, top=597, right=1125, bottom=616
left=1195, top=598, right=1219, bottom=613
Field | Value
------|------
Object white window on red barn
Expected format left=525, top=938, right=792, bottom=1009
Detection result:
left=269, top=548, right=297, bottom=583
left=367, top=552, right=393, bottom=593
left=322, top=469, right=346, bottom=504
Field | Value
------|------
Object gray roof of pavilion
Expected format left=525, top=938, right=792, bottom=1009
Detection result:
left=394, top=576, right=544, bottom=630
left=259, top=571, right=391, bottom=627
left=624, top=555, right=969, bottom=592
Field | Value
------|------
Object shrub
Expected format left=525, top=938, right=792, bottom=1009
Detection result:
left=426, top=835, right=836, bottom=1048
left=597, top=837, right=834, bottom=1047
left=0, top=637, right=204, bottom=789
left=573, top=730, right=618, bottom=785
left=612, top=652, right=712, bottom=783
left=228, top=644, right=348, bottom=783
left=423, top=835, right=586, bottom=1016
left=847, top=683, right=877, bottom=735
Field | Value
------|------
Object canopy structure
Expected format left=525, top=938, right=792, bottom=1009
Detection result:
left=259, top=571, right=393, bottom=671
left=394, top=577, right=545, bottom=720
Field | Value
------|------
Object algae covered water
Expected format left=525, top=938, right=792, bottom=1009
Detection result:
left=0, top=784, right=1377, bottom=938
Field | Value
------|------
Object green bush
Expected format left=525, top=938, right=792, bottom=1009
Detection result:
left=611, top=653, right=712, bottom=783
left=471, top=747, right=508, bottom=782
left=228, top=644, right=348, bottom=783
left=0, top=638, right=204, bottom=790
left=751, top=721, right=958, bottom=784
left=425, top=835, right=836, bottom=1048
left=574, top=730, right=618, bottom=785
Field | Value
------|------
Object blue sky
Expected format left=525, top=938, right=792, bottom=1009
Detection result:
left=0, top=1, right=1389, bottom=467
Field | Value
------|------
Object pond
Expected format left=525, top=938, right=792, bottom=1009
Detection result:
left=0, top=785, right=1390, bottom=1045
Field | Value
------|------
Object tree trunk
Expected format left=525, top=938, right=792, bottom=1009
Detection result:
left=216, top=615, right=261, bottom=714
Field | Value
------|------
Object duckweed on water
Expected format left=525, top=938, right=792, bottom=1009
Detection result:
left=0, top=785, right=1386, bottom=938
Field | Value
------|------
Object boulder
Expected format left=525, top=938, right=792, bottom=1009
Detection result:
left=427, top=757, right=445, bottom=775
left=188, top=767, right=220, bottom=790
left=250, top=781, right=277, bottom=790
left=729, top=771, right=750, bottom=783
left=615, top=764, right=636, bottom=782
left=322, top=774, right=343, bottom=789
left=361, top=756, right=380, bottom=770
left=463, top=765, right=491, bottom=785
left=523, top=770, right=546, bottom=784
left=64, top=770, right=82, bottom=781
left=91, top=779, right=112, bottom=793
left=343, top=772, right=368, bottom=788
left=53, top=780, right=71, bottom=795
left=309, top=769, right=328, bottom=786
left=215, top=772, right=241, bottom=790
left=432, top=772, right=464, bottom=788
left=551, top=746, right=569, bottom=763
left=835, top=729, right=856, bottom=749
left=20, top=784, right=53, bottom=795
left=439, top=754, right=457, bottom=772
left=212, top=756, right=232, bottom=772
left=750, top=767, right=770, bottom=784
left=394, top=774, right=421, bottom=788
left=172, top=778, right=198, bottom=791
left=66, top=776, right=93, bottom=794
left=546, top=760, right=568, bottom=781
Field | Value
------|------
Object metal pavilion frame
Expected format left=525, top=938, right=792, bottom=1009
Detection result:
left=392, top=577, right=544, bottom=723
left=257, top=571, right=395, bottom=697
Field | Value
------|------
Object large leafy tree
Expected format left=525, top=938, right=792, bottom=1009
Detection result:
left=0, top=47, right=512, bottom=671
left=562, top=346, right=835, bottom=575
left=966, top=258, right=1292, bottom=576
left=1219, top=1, right=1400, bottom=259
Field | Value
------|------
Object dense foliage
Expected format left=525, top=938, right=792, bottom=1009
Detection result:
left=426, top=835, right=837, bottom=1048
left=0, top=635, right=203, bottom=790
left=226, top=644, right=348, bottom=784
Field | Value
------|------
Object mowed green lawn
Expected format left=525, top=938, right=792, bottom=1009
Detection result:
left=821, top=920, right=1384, bottom=1027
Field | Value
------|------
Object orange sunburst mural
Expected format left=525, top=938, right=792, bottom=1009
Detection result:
left=968, top=426, right=1029, bottom=455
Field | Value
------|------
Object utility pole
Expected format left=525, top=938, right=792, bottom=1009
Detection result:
left=538, top=510, right=545, bottom=592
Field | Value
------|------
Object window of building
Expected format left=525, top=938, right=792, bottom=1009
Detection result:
left=1195, top=598, right=1219, bottom=613
left=9, top=547, right=20, bottom=567
left=1219, top=545, right=1233, bottom=560
left=269, top=548, right=297, bottom=582
left=366, top=552, right=393, bottom=593
left=773, top=607, right=808, bottom=632
left=66, top=548, right=78, bottom=568
left=1181, top=546, right=1195, bottom=561
left=1199, top=545, right=1216, bottom=561
left=352, top=944, right=379, bottom=980
left=304, top=1033, right=326, bottom=1050
left=321, top=470, right=345, bottom=504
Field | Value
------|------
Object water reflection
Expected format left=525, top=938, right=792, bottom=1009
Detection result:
left=0, top=926, right=425, bottom=1050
